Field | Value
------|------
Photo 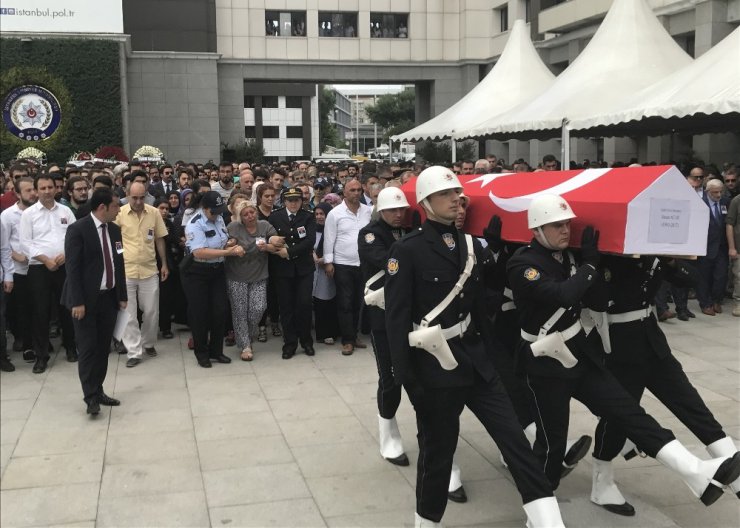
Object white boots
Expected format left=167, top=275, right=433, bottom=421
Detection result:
left=414, top=513, right=440, bottom=527
left=656, top=439, right=740, bottom=505
left=590, top=458, right=635, bottom=516
left=706, top=436, right=740, bottom=498
left=522, top=496, right=566, bottom=528
left=378, top=415, right=409, bottom=466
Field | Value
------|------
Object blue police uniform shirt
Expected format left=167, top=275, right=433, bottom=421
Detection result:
left=185, top=209, right=229, bottom=262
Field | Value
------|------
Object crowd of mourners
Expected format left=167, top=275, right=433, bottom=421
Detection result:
left=0, top=153, right=737, bottom=373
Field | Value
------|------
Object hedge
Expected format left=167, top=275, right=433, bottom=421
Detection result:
left=0, top=38, right=122, bottom=165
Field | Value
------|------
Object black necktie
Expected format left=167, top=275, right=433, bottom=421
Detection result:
left=101, top=224, right=113, bottom=289
left=289, top=213, right=295, bottom=222
left=164, top=183, right=169, bottom=193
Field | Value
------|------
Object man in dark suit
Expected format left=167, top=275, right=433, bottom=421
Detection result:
left=62, top=188, right=128, bottom=415
left=267, top=187, right=316, bottom=359
left=698, top=178, right=730, bottom=315
left=149, top=164, right=178, bottom=198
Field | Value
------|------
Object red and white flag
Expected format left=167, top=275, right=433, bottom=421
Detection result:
left=402, top=165, right=709, bottom=256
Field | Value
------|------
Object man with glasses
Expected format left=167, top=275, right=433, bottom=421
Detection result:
left=687, top=166, right=706, bottom=199
left=115, top=182, right=169, bottom=368
left=150, top=164, right=177, bottom=198
left=723, top=167, right=738, bottom=199
left=61, top=176, right=90, bottom=219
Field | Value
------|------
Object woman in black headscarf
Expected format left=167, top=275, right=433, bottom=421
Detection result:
left=312, top=202, right=339, bottom=345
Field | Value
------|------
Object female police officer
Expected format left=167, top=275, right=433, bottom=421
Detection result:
left=184, top=190, right=244, bottom=367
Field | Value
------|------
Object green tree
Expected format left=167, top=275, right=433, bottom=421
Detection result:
left=364, top=88, right=415, bottom=141
left=416, top=140, right=477, bottom=164
left=221, top=139, right=266, bottom=164
left=319, top=86, right=341, bottom=153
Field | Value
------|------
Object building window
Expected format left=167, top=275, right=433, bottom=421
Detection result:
left=497, top=6, right=508, bottom=32
left=370, top=13, right=408, bottom=38
left=265, top=10, right=306, bottom=36
left=263, top=126, right=280, bottom=139
left=244, top=96, right=255, bottom=108
left=285, top=96, right=303, bottom=108
left=245, top=126, right=256, bottom=138
left=319, top=12, right=358, bottom=37
left=262, top=96, right=279, bottom=108
left=286, top=126, right=303, bottom=139
left=525, top=0, right=532, bottom=23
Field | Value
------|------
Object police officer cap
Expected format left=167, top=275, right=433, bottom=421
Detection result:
left=313, top=177, right=330, bottom=189
left=201, top=191, right=227, bottom=214
left=283, top=187, right=303, bottom=201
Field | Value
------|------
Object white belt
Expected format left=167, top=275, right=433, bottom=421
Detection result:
left=608, top=307, right=653, bottom=324
left=521, top=320, right=582, bottom=343
left=501, top=301, right=516, bottom=312
left=413, top=314, right=471, bottom=340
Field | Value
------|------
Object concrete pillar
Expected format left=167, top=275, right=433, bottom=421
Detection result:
left=570, top=138, right=597, bottom=167
left=414, top=81, right=432, bottom=125
left=692, top=133, right=740, bottom=165
left=646, top=136, right=673, bottom=163
left=603, top=137, right=638, bottom=165
left=694, top=0, right=734, bottom=56
left=507, top=139, right=529, bottom=165
left=530, top=139, right=561, bottom=168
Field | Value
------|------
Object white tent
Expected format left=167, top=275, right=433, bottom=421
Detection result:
left=461, top=0, right=693, bottom=140
left=391, top=19, right=554, bottom=142
left=569, top=27, right=740, bottom=136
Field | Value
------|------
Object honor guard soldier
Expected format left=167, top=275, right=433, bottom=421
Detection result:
left=384, top=166, right=564, bottom=528
left=506, top=194, right=740, bottom=510
left=588, top=253, right=740, bottom=514
left=268, top=187, right=316, bottom=359
left=183, top=191, right=244, bottom=368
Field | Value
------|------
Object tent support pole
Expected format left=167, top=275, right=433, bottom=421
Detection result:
left=561, top=119, right=570, bottom=169
left=451, top=139, right=457, bottom=163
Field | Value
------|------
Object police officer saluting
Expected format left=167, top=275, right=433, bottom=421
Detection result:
left=384, top=166, right=563, bottom=528
left=506, top=194, right=740, bottom=511
left=268, top=187, right=316, bottom=359
left=183, top=191, right=244, bottom=367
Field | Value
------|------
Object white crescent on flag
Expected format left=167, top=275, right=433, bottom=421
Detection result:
left=470, top=168, right=612, bottom=212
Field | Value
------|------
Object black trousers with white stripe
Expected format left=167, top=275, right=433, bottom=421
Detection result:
left=525, top=358, right=675, bottom=489
left=370, top=329, right=402, bottom=419
left=406, top=372, right=553, bottom=522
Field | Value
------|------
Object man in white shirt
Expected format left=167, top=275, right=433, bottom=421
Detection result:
left=0, top=177, right=37, bottom=363
left=211, top=161, right=235, bottom=199
left=1, top=203, right=15, bottom=372
left=323, top=178, right=373, bottom=355
left=19, top=174, right=78, bottom=373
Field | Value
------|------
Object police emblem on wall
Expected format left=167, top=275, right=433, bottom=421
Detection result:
left=2, top=85, right=62, bottom=141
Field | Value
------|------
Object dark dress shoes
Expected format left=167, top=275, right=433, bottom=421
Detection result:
left=161, top=331, right=174, bottom=339
left=448, top=485, right=468, bottom=503
left=99, top=393, right=121, bottom=406
left=303, top=345, right=315, bottom=356
left=213, top=354, right=231, bottom=364
left=282, top=346, right=296, bottom=360
left=598, top=502, right=636, bottom=516
left=0, top=355, right=15, bottom=372
left=561, top=434, right=592, bottom=478
left=385, top=453, right=410, bottom=466
left=677, top=311, right=690, bottom=321
left=32, top=357, right=48, bottom=374
left=198, top=358, right=212, bottom=368
left=22, top=350, right=35, bottom=362
left=66, top=348, right=78, bottom=362
left=145, top=347, right=158, bottom=357
left=86, top=400, right=100, bottom=415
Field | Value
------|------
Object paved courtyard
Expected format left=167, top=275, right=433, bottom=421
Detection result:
left=1, top=298, right=738, bottom=528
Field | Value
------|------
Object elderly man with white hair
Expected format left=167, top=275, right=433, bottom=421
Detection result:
left=474, top=159, right=490, bottom=174
left=698, top=178, right=731, bottom=316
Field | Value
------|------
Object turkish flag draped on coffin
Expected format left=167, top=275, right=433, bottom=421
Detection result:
left=401, top=165, right=709, bottom=256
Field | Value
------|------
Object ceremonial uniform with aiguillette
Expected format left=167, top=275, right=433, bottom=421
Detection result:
left=589, top=254, right=740, bottom=509
left=507, top=193, right=740, bottom=511
left=267, top=188, right=316, bottom=358
left=384, top=166, right=559, bottom=528
left=358, top=188, right=410, bottom=467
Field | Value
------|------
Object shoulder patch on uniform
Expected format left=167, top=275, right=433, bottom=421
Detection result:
left=387, top=258, right=399, bottom=275
left=190, top=214, right=201, bottom=223
left=524, top=267, right=540, bottom=281
left=364, top=232, right=375, bottom=244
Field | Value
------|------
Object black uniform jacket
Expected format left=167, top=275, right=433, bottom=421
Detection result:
left=268, top=207, right=316, bottom=278
left=506, top=239, right=602, bottom=379
left=358, top=219, right=406, bottom=332
left=384, top=221, right=500, bottom=389
left=62, top=214, right=128, bottom=312
left=598, top=255, right=697, bottom=364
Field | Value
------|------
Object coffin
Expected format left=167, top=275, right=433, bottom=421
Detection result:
left=401, top=165, right=709, bottom=256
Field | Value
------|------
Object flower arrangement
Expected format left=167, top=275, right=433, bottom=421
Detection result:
left=16, top=146, right=46, bottom=163
left=133, top=145, right=165, bottom=162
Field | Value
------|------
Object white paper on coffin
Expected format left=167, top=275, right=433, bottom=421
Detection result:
left=623, top=165, right=708, bottom=256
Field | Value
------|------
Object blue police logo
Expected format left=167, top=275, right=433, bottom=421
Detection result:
left=2, top=85, right=62, bottom=141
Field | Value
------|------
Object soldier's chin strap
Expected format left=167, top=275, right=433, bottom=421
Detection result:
left=421, top=200, right=453, bottom=225
left=534, top=227, right=559, bottom=250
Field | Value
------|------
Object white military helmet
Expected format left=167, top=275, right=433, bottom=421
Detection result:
left=527, top=194, right=576, bottom=229
left=376, top=187, right=410, bottom=212
left=415, top=166, right=462, bottom=204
